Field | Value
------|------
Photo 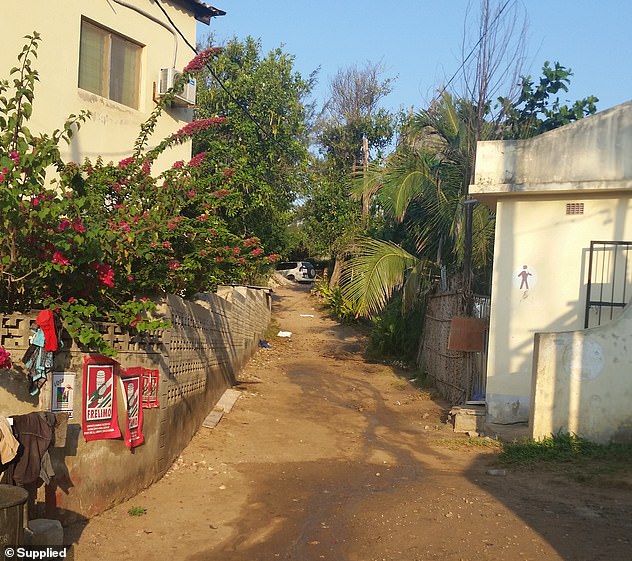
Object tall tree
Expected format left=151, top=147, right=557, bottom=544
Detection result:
left=297, top=62, right=397, bottom=267
left=193, top=36, right=315, bottom=254
left=498, top=61, right=599, bottom=139
left=316, top=61, right=396, bottom=173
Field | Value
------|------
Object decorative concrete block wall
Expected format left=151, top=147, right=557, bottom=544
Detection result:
left=0, top=286, right=272, bottom=522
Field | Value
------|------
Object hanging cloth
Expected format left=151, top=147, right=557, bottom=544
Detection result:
left=0, top=416, right=20, bottom=465
left=36, top=309, right=58, bottom=352
left=22, top=328, right=54, bottom=396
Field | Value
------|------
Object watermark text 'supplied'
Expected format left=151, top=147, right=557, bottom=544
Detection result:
left=4, top=546, right=72, bottom=560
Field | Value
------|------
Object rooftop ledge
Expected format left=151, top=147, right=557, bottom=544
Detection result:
left=469, top=179, right=632, bottom=207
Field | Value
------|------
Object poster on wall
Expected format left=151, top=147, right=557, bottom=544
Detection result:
left=51, top=372, right=75, bottom=418
left=141, top=368, right=160, bottom=408
left=82, top=356, right=121, bottom=441
left=120, top=373, right=144, bottom=450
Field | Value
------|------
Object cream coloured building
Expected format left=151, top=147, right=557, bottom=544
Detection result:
left=470, top=100, right=632, bottom=442
left=1, top=0, right=224, bottom=171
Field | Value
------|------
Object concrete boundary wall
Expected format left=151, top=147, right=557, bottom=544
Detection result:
left=531, top=301, right=632, bottom=444
left=0, top=286, right=272, bottom=522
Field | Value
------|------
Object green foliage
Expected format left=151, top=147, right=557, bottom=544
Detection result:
left=311, top=280, right=358, bottom=323
left=127, top=506, right=147, bottom=516
left=296, top=172, right=363, bottom=258
left=499, top=432, right=632, bottom=465
left=194, top=36, right=313, bottom=255
left=498, top=61, right=599, bottom=139
left=0, top=35, right=278, bottom=354
left=366, top=295, right=424, bottom=362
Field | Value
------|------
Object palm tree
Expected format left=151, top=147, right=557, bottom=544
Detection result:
left=340, top=93, right=495, bottom=318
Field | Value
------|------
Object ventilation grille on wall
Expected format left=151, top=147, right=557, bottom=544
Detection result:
left=566, top=202, right=584, bottom=215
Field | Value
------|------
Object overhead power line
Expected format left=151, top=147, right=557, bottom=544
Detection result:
left=153, top=0, right=273, bottom=140
left=433, top=0, right=514, bottom=103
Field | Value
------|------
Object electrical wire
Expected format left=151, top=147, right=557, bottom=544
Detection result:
left=152, top=0, right=272, bottom=140
left=432, top=0, right=514, bottom=104
left=111, top=0, right=178, bottom=67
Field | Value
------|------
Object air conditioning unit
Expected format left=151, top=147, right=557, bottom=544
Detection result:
left=158, top=67, right=196, bottom=107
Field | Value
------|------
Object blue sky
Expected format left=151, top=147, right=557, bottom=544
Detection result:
left=197, top=0, right=632, bottom=116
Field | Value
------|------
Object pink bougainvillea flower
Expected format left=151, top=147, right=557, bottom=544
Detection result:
left=118, top=156, right=135, bottom=169
left=127, top=275, right=134, bottom=282
left=31, top=196, right=40, bottom=207
left=0, top=347, right=12, bottom=370
left=213, top=189, right=231, bottom=198
left=130, top=314, right=142, bottom=327
left=168, top=259, right=180, bottom=270
left=52, top=251, right=70, bottom=266
left=91, top=263, right=115, bottom=287
left=141, top=160, right=151, bottom=175
left=188, top=152, right=206, bottom=168
left=222, top=167, right=236, bottom=178
left=182, top=47, right=222, bottom=74
left=68, top=297, right=76, bottom=304
left=9, top=151, right=19, bottom=164
left=172, top=160, right=184, bottom=169
left=162, top=241, right=171, bottom=249
left=251, top=247, right=264, bottom=257
left=186, top=190, right=197, bottom=199
left=174, top=117, right=226, bottom=140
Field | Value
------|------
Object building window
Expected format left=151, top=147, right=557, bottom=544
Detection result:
left=78, top=19, right=142, bottom=109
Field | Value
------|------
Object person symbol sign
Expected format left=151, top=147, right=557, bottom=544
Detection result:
left=514, top=265, right=537, bottom=290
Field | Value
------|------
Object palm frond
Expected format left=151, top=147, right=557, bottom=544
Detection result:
left=340, top=238, right=420, bottom=318
left=402, top=258, right=435, bottom=312
left=378, top=152, right=435, bottom=222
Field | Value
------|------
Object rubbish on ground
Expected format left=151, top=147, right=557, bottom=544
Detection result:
left=277, top=331, right=292, bottom=337
left=300, top=314, right=314, bottom=317
left=258, top=340, right=271, bottom=349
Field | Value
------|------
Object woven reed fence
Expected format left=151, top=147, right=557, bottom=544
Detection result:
left=417, top=290, right=489, bottom=405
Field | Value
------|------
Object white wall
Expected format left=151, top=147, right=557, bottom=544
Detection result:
left=471, top=100, right=632, bottom=425
left=486, top=195, right=632, bottom=423
left=1, top=0, right=200, bottom=173
left=532, top=306, right=632, bottom=444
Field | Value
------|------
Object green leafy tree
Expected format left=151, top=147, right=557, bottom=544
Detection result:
left=341, top=94, right=495, bottom=317
left=499, top=61, right=599, bottom=139
left=193, top=36, right=314, bottom=255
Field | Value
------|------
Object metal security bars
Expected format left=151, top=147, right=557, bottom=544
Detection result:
left=584, top=241, right=632, bottom=328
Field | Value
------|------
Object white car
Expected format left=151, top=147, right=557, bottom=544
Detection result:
left=276, top=261, right=316, bottom=282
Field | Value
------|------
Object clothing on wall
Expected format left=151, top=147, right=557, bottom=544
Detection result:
left=22, top=310, right=62, bottom=396
left=0, top=415, right=19, bottom=465
left=3, top=412, right=56, bottom=486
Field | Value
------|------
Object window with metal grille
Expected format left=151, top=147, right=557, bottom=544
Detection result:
left=78, top=19, right=142, bottom=109
left=566, top=202, right=584, bottom=215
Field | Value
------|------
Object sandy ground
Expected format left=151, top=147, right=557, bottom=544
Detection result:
left=68, top=283, right=632, bottom=561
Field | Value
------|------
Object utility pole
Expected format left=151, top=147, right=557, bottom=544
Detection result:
left=361, top=134, right=369, bottom=216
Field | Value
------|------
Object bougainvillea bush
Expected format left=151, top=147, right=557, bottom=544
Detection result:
left=0, top=34, right=278, bottom=354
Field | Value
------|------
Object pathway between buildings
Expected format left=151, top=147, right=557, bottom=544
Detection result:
left=69, top=283, right=632, bottom=561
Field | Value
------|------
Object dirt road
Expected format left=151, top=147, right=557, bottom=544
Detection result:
left=70, top=283, right=632, bottom=561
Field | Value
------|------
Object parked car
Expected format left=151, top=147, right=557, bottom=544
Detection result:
left=276, top=261, right=316, bottom=282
